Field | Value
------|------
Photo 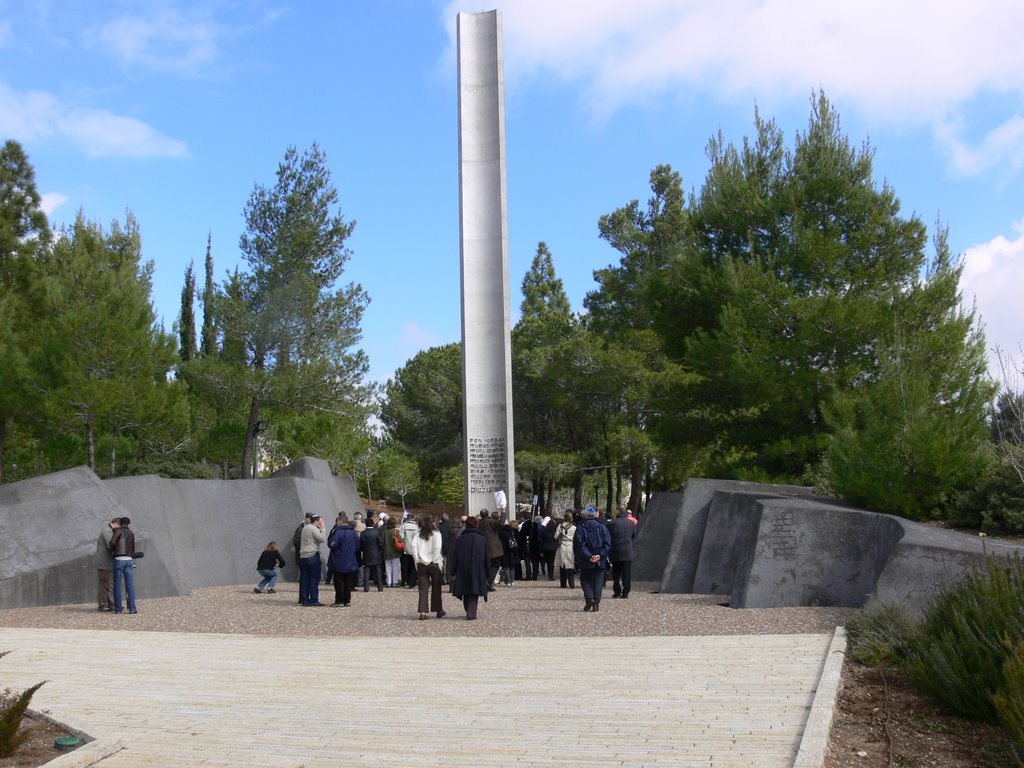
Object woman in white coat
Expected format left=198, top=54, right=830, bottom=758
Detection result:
left=413, top=515, right=446, bottom=620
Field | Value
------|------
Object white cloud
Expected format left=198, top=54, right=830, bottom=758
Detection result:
left=39, top=192, right=68, bottom=217
left=936, top=116, right=1024, bottom=176
left=87, top=7, right=218, bottom=75
left=443, top=0, right=1024, bottom=172
left=961, top=220, right=1024, bottom=379
left=0, top=80, right=187, bottom=158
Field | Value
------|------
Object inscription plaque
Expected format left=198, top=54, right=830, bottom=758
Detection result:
left=468, top=437, right=508, bottom=494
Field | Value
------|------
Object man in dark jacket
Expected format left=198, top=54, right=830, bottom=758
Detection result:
left=327, top=513, right=360, bottom=606
left=477, top=509, right=503, bottom=590
left=574, top=506, right=612, bottom=612
left=109, top=516, right=137, bottom=614
left=517, top=516, right=534, bottom=580
left=359, top=523, right=385, bottom=592
left=451, top=516, right=490, bottom=620
left=607, top=505, right=637, bottom=599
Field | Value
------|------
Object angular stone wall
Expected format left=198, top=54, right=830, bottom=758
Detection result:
left=0, top=458, right=365, bottom=609
left=7, top=467, right=1019, bottom=614
left=636, top=478, right=1024, bottom=614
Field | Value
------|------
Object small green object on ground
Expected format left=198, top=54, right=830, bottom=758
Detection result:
left=54, top=735, right=81, bottom=751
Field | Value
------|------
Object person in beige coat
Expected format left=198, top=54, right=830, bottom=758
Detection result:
left=554, top=511, right=577, bottom=589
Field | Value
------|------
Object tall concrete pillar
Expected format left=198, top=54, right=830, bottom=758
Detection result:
left=457, top=10, right=516, bottom=519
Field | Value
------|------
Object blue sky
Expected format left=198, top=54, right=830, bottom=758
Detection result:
left=3, top=0, right=1024, bottom=387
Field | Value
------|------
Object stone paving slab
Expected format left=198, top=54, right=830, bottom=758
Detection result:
left=0, top=628, right=836, bottom=767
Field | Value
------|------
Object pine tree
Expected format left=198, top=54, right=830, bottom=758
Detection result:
left=200, top=232, right=217, bottom=357
left=0, top=140, right=50, bottom=482
left=40, top=212, right=185, bottom=473
left=824, top=228, right=994, bottom=517
left=219, top=144, right=370, bottom=477
left=179, top=262, right=197, bottom=362
left=655, top=93, right=935, bottom=481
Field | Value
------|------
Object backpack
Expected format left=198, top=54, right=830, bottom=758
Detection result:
left=506, top=531, right=518, bottom=551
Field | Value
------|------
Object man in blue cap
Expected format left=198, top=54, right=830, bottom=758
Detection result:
left=573, top=506, right=612, bottom=612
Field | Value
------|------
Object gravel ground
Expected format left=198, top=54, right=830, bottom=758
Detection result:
left=0, top=579, right=855, bottom=638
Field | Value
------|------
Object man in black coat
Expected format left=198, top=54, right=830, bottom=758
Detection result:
left=477, top=509, right=503, bottom=589
left=451, top=516, right=490, bottom=620
left=517, top=516, right=534, bottom=580
left=359, top=524, right=385, bottom=592
left=607, top=505, right=637, bottom=599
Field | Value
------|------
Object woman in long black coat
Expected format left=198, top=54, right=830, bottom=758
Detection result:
left=452, top=517, right=490, bottom=620
left=538, top=519, right=559, bottom=581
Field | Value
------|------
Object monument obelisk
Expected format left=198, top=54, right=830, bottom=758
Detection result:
left=457, top=10, right=516, bottom=518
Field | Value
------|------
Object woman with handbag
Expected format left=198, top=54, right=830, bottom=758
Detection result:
left=413, top=515, right=446, bottom=620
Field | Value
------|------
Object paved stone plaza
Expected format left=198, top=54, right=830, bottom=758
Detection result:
left=0, top=613, right=844, bottom=767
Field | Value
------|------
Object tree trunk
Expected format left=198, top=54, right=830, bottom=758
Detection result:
left=546, top=478, right=556, bottom=516
left=241, top=396, right=260, bottom=480
left=573, top=471, right=583, bottom=512
left=626, top=455, right=644, bottom=514
left=605, top=466, right=613, bottom=518
left=0, top=417, right=6, bottom=483
left=110, top=425, right=118, bottom=477
left=644, top=459, right=652, bottom=514
left=615, top=466, right=623, bottom=506
left=86, top=415, right=96, bottom=471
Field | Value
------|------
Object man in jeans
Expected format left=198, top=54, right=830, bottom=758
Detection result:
left=298, top=514, right=327, bottom=606
left=109, top=516, right=137, bottom=614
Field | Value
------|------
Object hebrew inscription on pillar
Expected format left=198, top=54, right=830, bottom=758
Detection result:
left=468, top=437, right=508, bottom=493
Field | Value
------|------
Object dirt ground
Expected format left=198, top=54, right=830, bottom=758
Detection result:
left=826, top=662, right=1019, bottom=768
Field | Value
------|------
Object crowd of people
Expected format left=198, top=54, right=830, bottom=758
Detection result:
left=93, top=502, right=638, bottom=621
left=265, top=504, right=638, bottom=619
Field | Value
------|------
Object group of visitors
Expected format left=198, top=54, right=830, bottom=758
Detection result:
left=249, top=502, right=638, bottom=619
left=91, top=501, right=636, bottom=621
left=95, top=516, right=138, bottom=614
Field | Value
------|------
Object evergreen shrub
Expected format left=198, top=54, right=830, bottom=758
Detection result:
left=903, top=555, right=1024, bottom=724
left=951, top=453, right=1024, bottom=535
left=845, top=602, right=917, bottom=667
left=993, top=639, right=1024, bottom=756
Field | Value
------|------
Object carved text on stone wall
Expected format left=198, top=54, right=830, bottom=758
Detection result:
left=468, top=437, right=507, bottom=494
